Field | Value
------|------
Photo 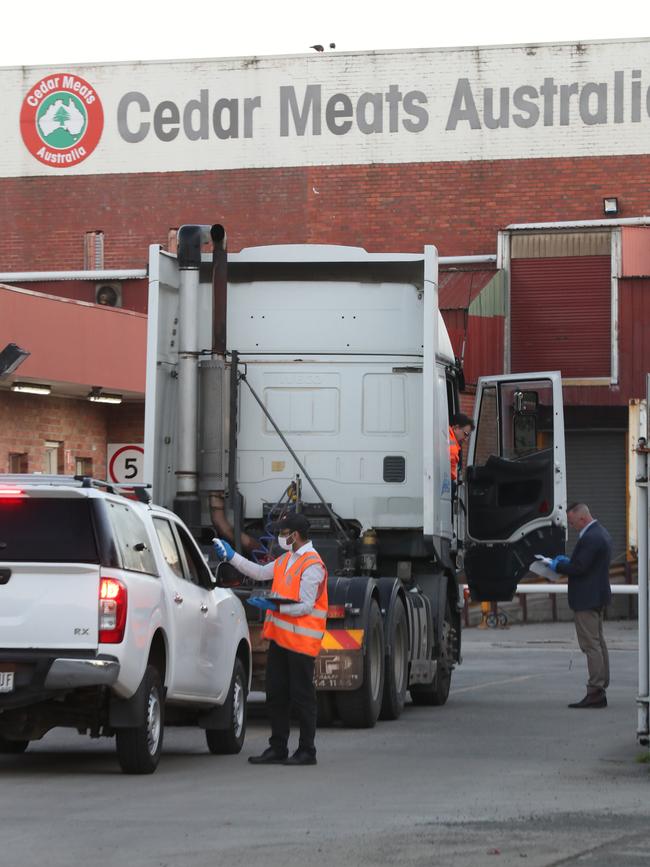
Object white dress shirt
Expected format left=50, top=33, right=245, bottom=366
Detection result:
left=579, top=519, right=598, bottom=539
left=230, top=541, right=326, bottom=617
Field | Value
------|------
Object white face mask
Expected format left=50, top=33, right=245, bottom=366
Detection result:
left=277, top=533, right=295, bottom=551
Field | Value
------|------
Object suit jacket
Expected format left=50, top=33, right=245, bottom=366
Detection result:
left=561, top=521, right=612, bottom=612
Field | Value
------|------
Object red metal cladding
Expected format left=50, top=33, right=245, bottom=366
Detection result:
left=510, top=256, right=611, bottom=378
left=621, top=227, right=650, bottom=278
left=441, top=313, right=505, bottom=387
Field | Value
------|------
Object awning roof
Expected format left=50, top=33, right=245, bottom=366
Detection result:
left=439, top=269, right=496, bottom=310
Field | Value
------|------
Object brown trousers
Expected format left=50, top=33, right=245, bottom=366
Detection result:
left=574, top=609, right=610, bottom=693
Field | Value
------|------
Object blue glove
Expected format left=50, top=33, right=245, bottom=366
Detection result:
left=550, top=555, right=570, bottom=572
left=212, top=538, right=235, bottom=562
left=246, top=596, right=278, bottom=612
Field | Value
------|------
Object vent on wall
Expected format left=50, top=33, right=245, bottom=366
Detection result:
left=95, top=283, right=122, bottom=307
left=383, top=455, right=406, bottom=483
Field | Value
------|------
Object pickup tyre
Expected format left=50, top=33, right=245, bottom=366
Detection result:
left=115, top=665, right=164, bottom=775
left=205, top=657, right=247, bottom=755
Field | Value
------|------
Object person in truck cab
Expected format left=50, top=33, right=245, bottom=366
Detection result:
left=449, top=412, right=475, bottom=489
left=213, top=513, right=328, bottom=765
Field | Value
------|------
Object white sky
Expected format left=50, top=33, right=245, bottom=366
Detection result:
left=3, top=0, right=647, bottom=67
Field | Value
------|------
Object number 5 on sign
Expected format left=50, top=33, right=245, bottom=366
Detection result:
left=107, top=444, right=144, bottom=484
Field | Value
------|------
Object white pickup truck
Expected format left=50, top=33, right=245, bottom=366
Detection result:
left=0, top=475, right=251, bottom=774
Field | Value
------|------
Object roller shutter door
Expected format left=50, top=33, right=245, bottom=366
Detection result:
left=511, top=256, right=611, bottom=377
left=565, top=431, right=626, bottom=564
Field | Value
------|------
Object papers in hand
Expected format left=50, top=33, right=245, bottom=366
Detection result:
left=530, top=556, right=561, bottom=582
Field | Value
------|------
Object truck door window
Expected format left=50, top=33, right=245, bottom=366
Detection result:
left=500, top=382, right=552, bottom=459
left=153, top=517, right=184, bottom=579
left=474, top=386, right=498, bottom=465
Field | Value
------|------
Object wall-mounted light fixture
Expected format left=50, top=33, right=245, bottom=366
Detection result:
left=11, top=381, right=51, bottom=395
left=603, top=197, right=619, bottom=216
left=0, top=343, right=30, bottom=378
left=88, top=386, right=123, bottom=405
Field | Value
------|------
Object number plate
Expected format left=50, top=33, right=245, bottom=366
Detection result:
left=0, top=672, right=15, bottom=693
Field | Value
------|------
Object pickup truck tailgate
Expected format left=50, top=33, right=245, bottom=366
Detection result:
left=0, top=563, right=101, bottom=650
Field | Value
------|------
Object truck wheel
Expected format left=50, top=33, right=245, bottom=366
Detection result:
left=0, top=736, right=29, bottom=754
left=336, top=600, right=385, bottom=728
left=115, top=665, right=164, bottom=774
left=379, top=597, right=408, bottom=721
left=410, top=599, right=454, bottom=707
left=206, top=658, right=247, bottom=755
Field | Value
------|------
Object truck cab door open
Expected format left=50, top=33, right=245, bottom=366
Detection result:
left=463, top=372, right=567, bottom=601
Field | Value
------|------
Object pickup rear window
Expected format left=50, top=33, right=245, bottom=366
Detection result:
left=0, top=498, right=99, bottom=562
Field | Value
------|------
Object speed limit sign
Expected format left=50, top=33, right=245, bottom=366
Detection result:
left=107, top=444, right=144, bottom=484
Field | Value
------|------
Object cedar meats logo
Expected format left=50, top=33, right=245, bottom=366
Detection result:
left=20, top=73, right=104, bottom=167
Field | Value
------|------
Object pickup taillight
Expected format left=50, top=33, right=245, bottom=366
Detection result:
left=99, top=577, right=128, bottom=643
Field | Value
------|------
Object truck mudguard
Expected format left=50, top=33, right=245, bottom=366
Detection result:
left=327, top=575, right=381, bottom=650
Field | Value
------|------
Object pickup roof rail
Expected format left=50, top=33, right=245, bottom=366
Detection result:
left=0, top=474, right=152, bottom=503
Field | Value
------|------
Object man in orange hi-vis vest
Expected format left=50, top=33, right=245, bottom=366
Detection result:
left=213, top=513, right=328, bottom=766
left=449, top=412, right=475, bottom=487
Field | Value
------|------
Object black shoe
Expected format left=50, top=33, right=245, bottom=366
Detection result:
left=568, top=692, right=607, bottom=709
left=248, top=747, right=288, bottom=764
left=283, top=749, right=317, bottom=766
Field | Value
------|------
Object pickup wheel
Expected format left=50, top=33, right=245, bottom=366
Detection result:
left=410, top=599, right=454, bottom=707
left=379, top=597, right=409, bottom=721
left=115, top=665, right=164, bottom=774
left=206, top=658, right=247, bottom=755
left=336, top=600, right=385, bottom=728
left=0, top=736, right=29, bottom=754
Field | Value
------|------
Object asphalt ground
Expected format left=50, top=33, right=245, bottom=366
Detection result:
left=1, top=619, right=648, bottom=867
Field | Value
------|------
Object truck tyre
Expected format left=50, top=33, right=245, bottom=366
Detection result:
left=115, top=665, right=164, bottom=774
left=410, top=599, right=454, bottom=707
left=336, top=600, right=385, bottom=728
left=379, top=597, right=408, bottom=721
left=0, top=736, right=29, bottom=754
left=206, top=658, right=247, bottom=755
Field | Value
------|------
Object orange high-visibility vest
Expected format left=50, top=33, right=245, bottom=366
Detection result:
left=449, top=426, right=461, bottom=482
left=262, top=550, right=328, bottom=657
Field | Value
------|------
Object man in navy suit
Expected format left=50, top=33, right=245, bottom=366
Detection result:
left=551, top=503, right=612, bottom=708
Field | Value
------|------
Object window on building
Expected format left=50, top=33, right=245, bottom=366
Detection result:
left=8, top=452, right=28, bottom=473
left=75, top=457, right=93, bottom=477
left=44, top=441, right=63, bottom=475
left=84, top=230, right=105, bottom=270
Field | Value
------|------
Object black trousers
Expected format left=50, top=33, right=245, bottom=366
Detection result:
left=266, top=640, right=317, bottom=757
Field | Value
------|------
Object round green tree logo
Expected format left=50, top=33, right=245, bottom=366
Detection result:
left=20, top=73, right=104, bottom=167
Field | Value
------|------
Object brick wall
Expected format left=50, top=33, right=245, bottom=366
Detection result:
left=1, top=154, right=649, bottom=271
left=106, top=401, right=145, bottom=444
left=0, top=392, right=144, bottom=478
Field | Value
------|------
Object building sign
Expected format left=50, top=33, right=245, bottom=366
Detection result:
left=19, top=73, right=104, bottom=167
left=5, top=39, right=650, bottom=176
left=107, top=443, right=144, bottom=484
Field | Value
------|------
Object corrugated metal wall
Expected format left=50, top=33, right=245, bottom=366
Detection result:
left=510, top=256, right=611, bottom=378
left=621, top=227, right=650, bottom=277
left=511, top=232, right=610, bottom=259
left=565, top=430, right=627, bottom=565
